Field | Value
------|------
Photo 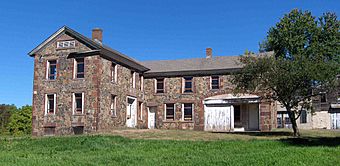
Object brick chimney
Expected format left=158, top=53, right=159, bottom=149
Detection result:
left=206, top=48, right=212, bottom=59
left=92, top=28, right=103, bottom=42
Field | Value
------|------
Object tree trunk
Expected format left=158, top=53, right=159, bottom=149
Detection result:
left=287, top=109, right=300, bottom=137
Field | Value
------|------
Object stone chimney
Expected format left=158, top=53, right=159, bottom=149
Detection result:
left=92, top=28, right=103, bottom=42
left=206, top=48, right=212, bottom=59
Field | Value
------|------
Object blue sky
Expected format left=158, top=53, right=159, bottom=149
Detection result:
left=0, top=0, right=339, bottom=107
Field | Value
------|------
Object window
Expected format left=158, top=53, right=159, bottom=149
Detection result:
left=111, top=63, right=117, bottom=83
left=182, top=103, right=193, bottom=121
left=47, top=60, right=57, bottom=80
left=211, top=76, right=219, bottom=90
left=45, top=94, right=56, bottom=115
left=73, top=93, right=84, bottom=114
left=131, top=71, right=136, bottom=88
left=111, top=95, right=116, bottom=117
left=156, top=78, right=164, bottom=93
left=165, top=104, right=175, bottom=120
left=300, top=110, right=307, bottom=124
left=75, top=58, right=84, bottom=78
left=183, top=77, right=193, bottom=93
left=57, top=40, right=75, bottom=49
left=320, top=93, right=327, bottom=103
left=234, top=105, right=241, bottom=122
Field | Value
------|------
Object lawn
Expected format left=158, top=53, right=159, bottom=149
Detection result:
left=0, top=129, right=339, bottom=166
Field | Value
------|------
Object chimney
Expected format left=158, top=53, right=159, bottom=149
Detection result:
left=206, top=48, right=212, bottom=59
left=92, top=28, right=103, bottom=42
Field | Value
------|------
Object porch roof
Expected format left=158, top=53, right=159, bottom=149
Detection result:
left=204, top=94, right=260, bottom=105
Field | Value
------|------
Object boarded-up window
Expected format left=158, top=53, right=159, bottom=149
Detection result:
left=211, top=76, right=219, bottom=90
left=165, top=104, right=175, bottom=120
left=156, top=78, right=164, bottom=93
left=47, top=60, right=57, bottom=80
left=183, top=103, right=193, bottom=121
left=183, top=77, right=193, bottom=93
left=44, top=127, right=55, bottom=136
left=75, top=58, right=84, bottom=78
left=73, top=126, right=84, bottom=135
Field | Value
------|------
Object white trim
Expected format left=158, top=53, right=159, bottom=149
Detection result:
left=132, top=72, right=136, bottom=88
left=114, top=65, right=118, bottom=83
left=181, top=104, right=184, bottom=121
left=82, top=92, right=84, bottom=114
left=46, top=60, right=49, bottom=79
left=154, top=79, right=157, bottom=93
left=56, top=40, right=76, bottom=49
left=182, top=78, right=185, bottom=93
left=140, top=103, right=144, bottom=120
left=209, top=76, right=212, bottom=90
left=140, top=76, right=144, bottom=91
left=73, top=59, right=76, bottom=79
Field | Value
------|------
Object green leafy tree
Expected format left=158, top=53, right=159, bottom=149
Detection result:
left=7, top=105, right=32, bottom=136
left=232, top=9, right=340, bottom=136
left=0, top=104, right=17, bottom=135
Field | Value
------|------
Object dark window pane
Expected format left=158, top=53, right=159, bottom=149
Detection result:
left=76, top=58, right=84, bottom=78
left=184, top=103, right=193, bottom=121
left=75, top=93, right=82, bottom=112
left=156, top=79, right=164, bottom=93
left=47, top=94, right=55, bottom=113
left=234, top=105, right=240, bottom=122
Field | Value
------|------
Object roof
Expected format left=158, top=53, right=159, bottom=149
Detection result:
left=140, top=56, right=242, bottom=77
left=28, top=26, right=149, bottom=72
left=203, top=93, right=260, bottom=105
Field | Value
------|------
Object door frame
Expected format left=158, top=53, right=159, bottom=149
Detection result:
left=147, top=107, right=156, bottom=129
left=126, top=96, right=137, bottom=128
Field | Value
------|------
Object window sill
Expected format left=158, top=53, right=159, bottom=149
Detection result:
left=72, top=113, right=84, bottom=116
left=154, top=93, right=165, bottom=96
left=45, top=79, right=57, bottom=82
left=182, top=92, right=194, bottom=95
left=162, top=120, right=194, bottom=123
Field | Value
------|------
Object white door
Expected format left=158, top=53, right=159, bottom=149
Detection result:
left=331, top=113, right=340, bottom=129
left=126, top=97, right=137, bottom=128
left=248, top=104, right=259, bottom=130
left=148, top=107, right=156, bottom=129
left=204, top=105, right=231, bottom=131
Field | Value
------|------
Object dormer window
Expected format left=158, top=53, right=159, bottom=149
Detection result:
left=57, top=40, right=75, bottom=49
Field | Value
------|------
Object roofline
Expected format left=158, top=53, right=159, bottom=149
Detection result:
left=143, top=68, right=241, bottom=78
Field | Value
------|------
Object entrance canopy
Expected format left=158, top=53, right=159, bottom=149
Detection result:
left=203, top=94, right=260, bottom=105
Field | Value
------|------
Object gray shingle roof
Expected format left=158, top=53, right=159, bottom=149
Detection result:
left=140, top=56, right=242, bottom=73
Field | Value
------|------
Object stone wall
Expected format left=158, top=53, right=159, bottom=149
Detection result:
left=143, top=75, right=274, bottom=131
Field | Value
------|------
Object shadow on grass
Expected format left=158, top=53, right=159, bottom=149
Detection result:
left=213, top=131, right=293, bottom=136
left=280, top=137, right=340, bottom=147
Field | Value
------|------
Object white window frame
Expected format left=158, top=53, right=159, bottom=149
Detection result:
left=73, top=58, right=85, bottom=79
left=72, top=92, right=84, bottom=114
left=132, top=72, right=136, bottom=88
left=210, top=76, right=219, bottom=90
left=111, top=63, right=118, bottom=83
left=164, top=103, right=175, bottom=121
left=45, top=94, right=56, bottom=115
left=46, top=60, right=57, bottom=80
left=111, top=95, right=117, bottom=117
left=140, top=76, right=144, bottom=91
left=57, top=40, right=76, bottom=49
left=181, top=103, right=194, bottom=121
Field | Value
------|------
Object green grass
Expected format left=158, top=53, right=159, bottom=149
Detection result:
left=0, top=132, right=339, bottom=166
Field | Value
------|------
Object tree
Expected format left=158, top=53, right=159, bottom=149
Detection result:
left=232, top=9, right=340, bottom=136
left=7, top=105, right=32, bottom=136
left=0, top=104, right=17, bottom=135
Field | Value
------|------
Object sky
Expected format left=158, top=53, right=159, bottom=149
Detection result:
left=0, top=0, right=339, bottom=107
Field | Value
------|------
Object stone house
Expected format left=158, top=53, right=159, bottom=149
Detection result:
left=28, top=26, right=338, bottom=136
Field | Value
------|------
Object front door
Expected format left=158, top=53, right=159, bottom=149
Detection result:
left=126, top=96, right=137, bottom=128
left=148, top=107, right=156, bottom=129
left=248, top=104, right=259, bottom=130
